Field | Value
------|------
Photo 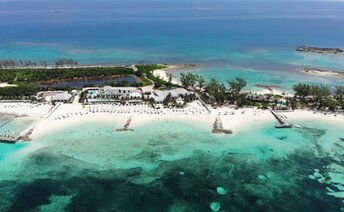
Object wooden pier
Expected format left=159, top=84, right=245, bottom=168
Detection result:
left=212, top=117, right=232, bottom=134
left=268, top=108, right=293, bottom=128
left=0, top=124, right=35, bottom=144
left=116, top=117, right=134, bottom=132
left=0, top=104, right=58, bottom=144
left=0, top=135, right=18, bottom=144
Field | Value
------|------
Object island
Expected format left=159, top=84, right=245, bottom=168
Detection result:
left=296, top=46, right=343, bottom=54
left=1, top=59, right=344, bottom=144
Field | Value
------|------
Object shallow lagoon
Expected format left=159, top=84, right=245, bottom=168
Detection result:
left=0, top=119, right=344, bottom=211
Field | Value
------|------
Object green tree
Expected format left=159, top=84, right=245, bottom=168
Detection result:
left=293, top=83, right=311, bottom=98
left=206, top=78, right=226, bottom=105
left=180, top=73, right=197, bottom=88
left=196, top=75, right=206, bottom=90
left=163, top=93, right=172, bottom=106
left=228, top=78, right=247, bottom=95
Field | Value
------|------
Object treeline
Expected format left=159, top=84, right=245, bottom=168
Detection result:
left=0, top=67, right=135, bottom=83
left=0, top=85, right=39, bottom=99
left=180, top=73, right=248, bottom=106
left=180, top=73, right=344, bottom=111
left=54, top=59, right=78, bottom=67
left=0, top=60, right=16, bottom=69
left=0, top=58, right=78, bottom=69
left=292, top=83, right=344, bottom=111
left=106, top=81, right=143, bottom=87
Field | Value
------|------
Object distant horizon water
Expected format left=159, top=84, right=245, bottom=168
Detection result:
left=1, top=1, right=344, bottom=91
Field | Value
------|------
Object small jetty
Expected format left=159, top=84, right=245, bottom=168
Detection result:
left=0, top=124, right=35, bottom=144
left=269, top=108, right=293, bottom=128
left=116, top=117, right=134, bottom=132
left=0, top=135, right=18, bottom=144
left=212, top=117, right=232, bottom=134
left=0, top=104, right=59, bottom=144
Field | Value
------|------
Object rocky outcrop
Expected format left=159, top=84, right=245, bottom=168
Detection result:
left=296, top=46, right=343, bottom=54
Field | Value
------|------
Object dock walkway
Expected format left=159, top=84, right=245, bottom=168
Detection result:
left=269, top=108, right=293, bottom=128
left=0, top=104, right=59, bottom=144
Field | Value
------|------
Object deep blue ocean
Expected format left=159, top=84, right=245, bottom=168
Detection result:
left=1, top=0, right=344, bottom=90
left=1, top=0, right=344, bottom=65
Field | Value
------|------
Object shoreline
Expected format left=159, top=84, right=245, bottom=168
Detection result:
left=24, top=104, right=344, bottom=140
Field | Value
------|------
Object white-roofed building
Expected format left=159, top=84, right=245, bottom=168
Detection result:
left=37, top=91, right=72, bottom=104
left=148, top=88, right=195, bottom=105
left=52, top=93, right=72, bottom=104
left=99, top=86, right=142, bottom=99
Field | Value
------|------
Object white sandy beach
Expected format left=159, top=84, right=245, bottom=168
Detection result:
left=0, top=83, right=17, bottom=88
left=153, top=67, right=181, bottom=85
left=0, top=101, right=342, bottom=141
left=303, top=68, right=344, bottom=78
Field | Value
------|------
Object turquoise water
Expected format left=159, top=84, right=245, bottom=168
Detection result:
left=0, top=143, right=26, bottom=161
left=0, top=116, right=35, bottom=161
left=1, top=0, right=344, bottom=210
left=0, top=119, right=344, bottom=211
left=0, top=116, right=37, bottom=136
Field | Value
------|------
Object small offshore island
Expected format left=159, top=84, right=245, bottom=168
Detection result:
left=296, top=45, right=344, bottom=54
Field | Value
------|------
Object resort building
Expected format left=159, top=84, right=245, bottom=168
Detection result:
left=37, top=91, right=72, bottom=104
left=148, top=88, right=196, bottom=105
left=99, top=86, right=142, bottom=99
left=51, top=93, right=73, bottom=104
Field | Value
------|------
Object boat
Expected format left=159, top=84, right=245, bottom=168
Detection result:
left=275, top=123, right=293, bottom=128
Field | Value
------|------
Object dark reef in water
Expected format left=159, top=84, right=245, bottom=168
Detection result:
left=1, top=149, right=343, bottom=212
left=296, top=46, right=343, bottom=54
left=297, top=127, right=327, bottom=156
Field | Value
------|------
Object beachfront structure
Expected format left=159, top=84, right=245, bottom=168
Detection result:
left=52, top=93, right=73, bottom=104
left=148, top=88, right=196, bottom=105
left=37, top=91, right=72, bottom=104
left=99, top=86, right=142, bottom=99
